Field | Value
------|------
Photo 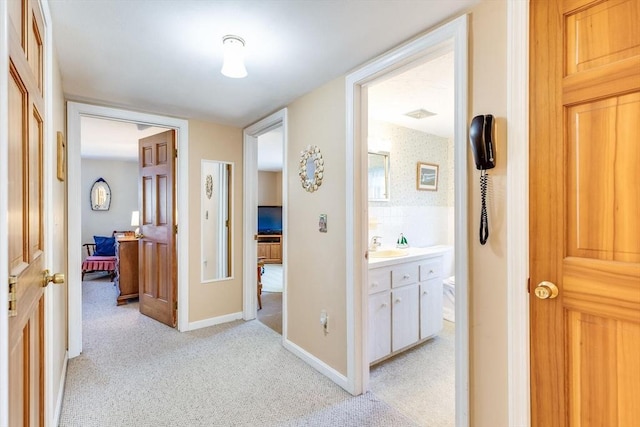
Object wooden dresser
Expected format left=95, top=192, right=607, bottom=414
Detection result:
left=115, top=237, right=139, bottom=305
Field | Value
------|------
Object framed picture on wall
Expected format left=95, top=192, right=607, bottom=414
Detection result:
left=417, top=162, right=439, bottom=191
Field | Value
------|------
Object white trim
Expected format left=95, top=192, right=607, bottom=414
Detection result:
left=507, top=2, right=531, bottom=426
left=283, top=338, right=349, bottom=390
left=52, top=352, right=68, bottom=426
left=345, top=15, right=470, bottom=426
left=0, top=1, right=9, bottom=424
left=186, top=311, right=243, bottom=331
left=242, top=109, right=288, bottom=343
left=40, top=0, right=57, bottom=424
left=66, top=102, right=189, bottom=357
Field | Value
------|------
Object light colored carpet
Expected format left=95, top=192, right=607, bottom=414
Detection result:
left=60, top=280, right=418, bottom=427
left=370, top=321, right=455, bottom=427
left=261, top=263, right=283, bottom=293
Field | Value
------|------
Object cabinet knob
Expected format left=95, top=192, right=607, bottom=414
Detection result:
left=403, top=274, right=410, bottom=279
left=395, top=298, right=402, bottom=303
left=371, top=282, right=378, bottom=288
left=381, top=303, right=388, bottom=308
left=423, top=290, right=429, bottom=295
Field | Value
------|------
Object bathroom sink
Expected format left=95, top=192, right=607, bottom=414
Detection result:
left=369, top=249, right=409, bottom=258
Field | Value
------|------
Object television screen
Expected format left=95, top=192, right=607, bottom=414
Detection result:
left=258, top=206, right=282, bottom=234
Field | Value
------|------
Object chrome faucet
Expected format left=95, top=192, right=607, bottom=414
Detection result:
left=370, top=236, right=382, bottom=251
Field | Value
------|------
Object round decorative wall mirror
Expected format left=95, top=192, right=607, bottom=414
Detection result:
left=90, top=177, right=111, bottom=211
left=299, top=145, right=324, bottom=193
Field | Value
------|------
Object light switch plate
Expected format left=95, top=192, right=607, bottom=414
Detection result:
left=319, top=214, right=327, bottom=233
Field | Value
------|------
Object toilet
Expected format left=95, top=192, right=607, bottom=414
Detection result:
left=442, top=276, right=455, bottom=322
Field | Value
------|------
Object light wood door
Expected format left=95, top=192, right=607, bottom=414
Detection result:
left=530, top=0, right=640, bottom=425
left=138, top=131, right=176, bottom=327
left=7, top=0, right=47, bottom=425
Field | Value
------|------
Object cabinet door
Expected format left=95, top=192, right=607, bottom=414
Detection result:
left=420, top=279, right=443, bottom=339
left=269, top=242, right=281, bottom=261
left=392, top=284, right=419, bottom=351
left=369, top=291, right=391, bottom=362
left=257, top=243, right=269, bottom=259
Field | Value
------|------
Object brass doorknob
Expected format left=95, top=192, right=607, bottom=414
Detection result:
left=534, top=281, right=558, bottom=299
left=42, top=269, right=65, bottom=287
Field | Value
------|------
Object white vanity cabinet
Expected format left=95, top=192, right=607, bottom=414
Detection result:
left=368, top=248, right=446, bottom=364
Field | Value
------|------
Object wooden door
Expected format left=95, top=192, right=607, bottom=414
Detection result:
left=7, top=0, right=47, bottom=425
left=138, top=130, right=177, bottom=327
left=530, top=1, right=640, bottom=425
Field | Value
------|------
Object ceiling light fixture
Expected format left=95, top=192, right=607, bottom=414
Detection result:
left=405, top=108, right=436, bottom=119
left=221, top=35, right=247, bottom=79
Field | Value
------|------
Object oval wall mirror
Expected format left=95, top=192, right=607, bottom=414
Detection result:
left=90, top=178, right=111, bottom=211
left=299, top=145, right=324, bottom=193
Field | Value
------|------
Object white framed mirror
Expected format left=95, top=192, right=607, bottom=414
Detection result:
left=201, top=160, right=233, bottom=282
left=90, top=177, right=111, bottom=210
left=368, top=151, right=390, bottom=201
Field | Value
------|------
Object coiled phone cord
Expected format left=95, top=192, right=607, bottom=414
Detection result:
left=479, top=170, right=489, bottom=245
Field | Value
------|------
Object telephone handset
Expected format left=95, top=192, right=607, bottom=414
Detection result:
left=469, top=114, right=496, bottom=245
left=469, top=114, right=496, bottom=170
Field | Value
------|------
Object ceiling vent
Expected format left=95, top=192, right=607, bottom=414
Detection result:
left=404, top=109, right=436, bottom=119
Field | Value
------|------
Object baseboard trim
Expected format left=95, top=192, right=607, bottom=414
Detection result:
left=52, top=351, right=69, bottom=426
left=186, top=312, right=243, bottom=331
left=283, top=338, right=350, bottom=392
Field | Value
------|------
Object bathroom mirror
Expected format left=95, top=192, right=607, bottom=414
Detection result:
left=90, top=177, right=111, bottom=210
left=368, top=152, right=390, bottom=201
left=201, top=160, right=233, bottom=282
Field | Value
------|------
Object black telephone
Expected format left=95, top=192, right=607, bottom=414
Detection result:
left=469, top=114, right=496, bottom=170
left=469, top=114, right=496, bottom=245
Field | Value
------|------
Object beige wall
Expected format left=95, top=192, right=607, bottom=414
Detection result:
left=50, top=45, right=68, bottom=422
left=287, top=77, right=348, bottom=374
left=187, top=120, right=244, bottom=322
left=257, top=171, right=282, bottom=205
left=468, top=1, right=509, bottom=425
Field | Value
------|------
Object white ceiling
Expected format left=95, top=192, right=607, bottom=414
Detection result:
left=58, top=1, right=471, bottom=163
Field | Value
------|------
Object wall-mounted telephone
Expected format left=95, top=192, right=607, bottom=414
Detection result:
left=469, top=114, right=496, bottom=245
left=469, top=114, right=496, bottom=170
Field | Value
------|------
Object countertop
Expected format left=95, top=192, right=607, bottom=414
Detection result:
left=368, top=245, right=451, bottom=268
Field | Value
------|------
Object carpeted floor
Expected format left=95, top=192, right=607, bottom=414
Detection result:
left=258, top=291, right=282, bottom=335
left=60, top=279, right=418, bottom=426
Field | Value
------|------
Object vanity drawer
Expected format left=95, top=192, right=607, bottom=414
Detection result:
left=419, top=257, right=442, bottom=282
left=369, top=268, right=391, bottom=294
left=392, top=263, right=419, bottom=288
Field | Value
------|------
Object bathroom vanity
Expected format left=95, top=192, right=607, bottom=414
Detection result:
left=368, top=246, right=448, bottom=364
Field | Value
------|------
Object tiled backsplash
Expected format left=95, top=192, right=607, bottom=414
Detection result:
left=368, top=121, right=454, bottom=249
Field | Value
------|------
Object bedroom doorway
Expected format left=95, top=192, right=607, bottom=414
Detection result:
left=66, top=102, right=189, bottom=357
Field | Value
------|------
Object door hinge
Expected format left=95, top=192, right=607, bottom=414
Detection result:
left=8, top=275, right=17, bottom=317
left=173, top=301, right=178, bottom=310
left=174, top=224, right=178, bottom=234
left=174, top=148, right=178, bottom=158
left=527, top=277, right=531, bottom=294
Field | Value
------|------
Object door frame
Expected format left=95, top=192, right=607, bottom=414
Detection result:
left=506, top=1, right=530, bottom=426
left=66, top=102, right=189, bottom=357
left=242, top=108, right=288, bottom=334
left=346, top=16, right=470, bottom=421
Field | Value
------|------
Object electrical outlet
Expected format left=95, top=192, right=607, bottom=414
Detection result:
left=320, top=309, right=329, bottom=334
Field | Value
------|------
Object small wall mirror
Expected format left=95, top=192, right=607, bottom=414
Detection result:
left=90, top=177, right=111, bottom=210
left=368, top=152, right=390, bottom=201
left=201, top=160, right=233, bottom=282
